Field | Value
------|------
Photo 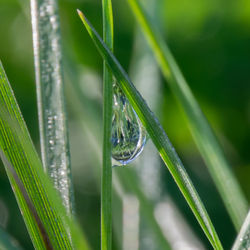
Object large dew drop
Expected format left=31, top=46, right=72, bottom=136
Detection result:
left=111, top=83, right=147, bottom=165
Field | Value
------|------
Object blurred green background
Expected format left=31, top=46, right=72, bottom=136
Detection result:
left=0, top=0, right=249, bottom=249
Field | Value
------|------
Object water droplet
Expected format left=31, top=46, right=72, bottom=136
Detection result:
left=111, top=83, right=147, bottom=165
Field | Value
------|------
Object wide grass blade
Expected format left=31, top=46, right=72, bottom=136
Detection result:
left=232, top=210, right=250, bottom=250
left=30, top=0, right=74, bottom=214
left=0, top=61, right=89, bottom=249
left=101, top=0, right=113, bottom=249
left=126, top=0, right=248, bottom=230
left=77, top=10, right=223, bottom=249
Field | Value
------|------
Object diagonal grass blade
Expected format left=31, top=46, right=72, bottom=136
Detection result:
left=0, top=61, right=89, bottom=249
left=77, top=10, right=223, bottom=249
left=232, top=210, right=250, bottom=250
left=126, top=0, right=248, bottom=230
left=66, top=61, right=172, bottom=250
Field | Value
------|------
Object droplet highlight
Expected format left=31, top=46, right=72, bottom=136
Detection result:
left=111, top=83, right=147, bottom=165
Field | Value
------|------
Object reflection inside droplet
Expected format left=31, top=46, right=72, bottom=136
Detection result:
left=111, top=82, right=147, bottom=165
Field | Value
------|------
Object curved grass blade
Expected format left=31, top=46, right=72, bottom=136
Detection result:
left=77, top=10, right=223, bottom=249
left=126, top=0, right=248, bottom=230
left=232, top=210, right=250, bottom=250
left=30, top=0, right=74, bottom=214
left=0, top=227, right=23, bottom=250
left=0, top=61, right=89, bottom=249
left=101, top=0, right=113, bottom=249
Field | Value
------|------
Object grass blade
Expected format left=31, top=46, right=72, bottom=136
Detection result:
left=232, top=210, right=250, bottom=250
left=0, top=61, right=89, bottom=249
left=30, top=0, right=74, bottom=214
left=66, top=63, right=172, bottom=250
left=77, top=10, right=223, bottom=249
left=101, top=0, right=113, bottom=249
left=0, top=151, right=53, bottom=249
left=126, top=0, right=248, bottom=230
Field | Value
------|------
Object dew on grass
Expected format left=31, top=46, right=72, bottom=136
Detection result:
left=111, top=82, right=147, bottom=166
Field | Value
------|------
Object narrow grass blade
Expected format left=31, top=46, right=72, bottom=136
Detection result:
left=101, top=0, right=113, bottom=250
left=0, top=227, right=23, bottom=250
left=0, top=61, right=89, bottom=249
left=30, top=0, right=74, bottom=214
left=232, top=210, right=250, bottom=250
left=101, top=0, right=113, bottom=249
left=126, top=0, right=248, bottom=230
left=66, top=63, right=172, bottom=250
left=77, top=10, right=223, bottom=249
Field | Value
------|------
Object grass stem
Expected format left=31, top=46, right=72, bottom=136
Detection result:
left=101, top=0, right=114, bottom=249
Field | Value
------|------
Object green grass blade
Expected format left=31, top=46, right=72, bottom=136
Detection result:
left=77, top=10, right=223, bottom=249
left=0, top=151, right=54, bottom=249
left=101, top=0, right=113, bottom=249
left=126, top=0, right=248, bottom=230
left=30, top=0, right=74, bottom=214
left=0, top=227, right=23, bottom=250
left=66, top=63, right=172, bottom=250
left=232, top=210, right=250, bottom=250
left=0, top=61, right=89, bottom=249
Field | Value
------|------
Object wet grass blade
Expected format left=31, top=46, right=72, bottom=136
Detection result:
left=30, top=0, right=74, bottom=214
left=0, top=61, right=89, bottom=249
left=126, top=0, right=248, bottom=230
left=66, top=62, right=172, bottom=250
left=232, top=210, right=250, bottom=250
left=101, top=0, right=113, bottom=249
left=77, top=10, right=223, bottom=249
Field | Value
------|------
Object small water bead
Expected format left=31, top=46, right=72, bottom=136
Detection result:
left=111, top=83, right=147, bottom=165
